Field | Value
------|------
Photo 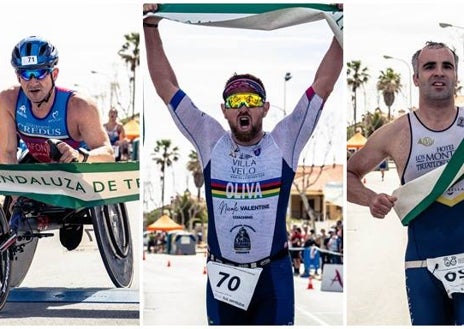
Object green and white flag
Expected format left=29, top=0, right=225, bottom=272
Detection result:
left=0, top=161, right=139, bottom=209
left=144, top=4, right=343, bottom=46
left=393, top=140, right=464, bottom=226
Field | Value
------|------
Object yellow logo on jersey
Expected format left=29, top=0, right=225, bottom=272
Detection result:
left=417, top=137, right=434, bottom=146
left=437, top=181, right=464, bottom=206
left=437, top=195, right=464, bottom=206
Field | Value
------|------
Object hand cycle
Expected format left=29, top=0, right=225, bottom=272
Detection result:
left=0, top=139, right=134, bottom=310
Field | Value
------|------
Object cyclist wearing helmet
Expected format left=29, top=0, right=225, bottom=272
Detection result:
left=0, top=36, right=114, bottom=250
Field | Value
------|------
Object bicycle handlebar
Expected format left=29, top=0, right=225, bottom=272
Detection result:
left=46, top=139, right=63, bottom=162
left=46, top=139, right=77, bottom=162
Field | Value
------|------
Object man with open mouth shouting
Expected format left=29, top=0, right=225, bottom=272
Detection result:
left=144, top=3, right=343, bottom=325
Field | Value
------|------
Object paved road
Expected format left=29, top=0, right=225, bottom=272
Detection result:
left=0, top=200, right=140, bottom=326
left=143, top=252, right=342, bottom=325
left=346, top=164, right=411, bottom=325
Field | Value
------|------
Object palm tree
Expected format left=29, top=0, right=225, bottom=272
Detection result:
left=362, top=108, right=388, bottom=137
left=347, top=60, right=370, bottom=125
left=118, top=32, right=140, bottom=118
left=171, top=190, right=205, bottom=232
left=377, top=67, right=402, bottom=121
left=186, top=150, right=205, bottom=234
left=186, top=150, right=204, bottom=201
left=152, top=139, right=180, bottom=211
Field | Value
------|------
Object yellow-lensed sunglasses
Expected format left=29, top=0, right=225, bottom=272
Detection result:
left=225, top=93, right=264, bottom=109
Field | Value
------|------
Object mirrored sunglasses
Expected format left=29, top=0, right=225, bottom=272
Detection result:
left=225, top=93, right=264, bottom=109
left=17, top=68, right=51, bottom=81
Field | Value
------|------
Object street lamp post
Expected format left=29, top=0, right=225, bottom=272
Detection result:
left=383, top=55, right=413, bottom=111
left=439, top=22, right=464, bottom=30
left=283, top=72, right=292, bottom=116
left=439, top=22, right=464, bottom=61
left=439, top=22, right=464, bottom=100
left=74, top=82, right=106, bottom=113
left=91, top=70, right=121, bottom=113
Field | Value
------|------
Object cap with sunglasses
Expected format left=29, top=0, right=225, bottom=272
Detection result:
left=11, top=36, right=59, bottom=70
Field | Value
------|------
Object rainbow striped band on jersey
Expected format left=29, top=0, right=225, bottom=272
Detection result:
left=222, top=78, right=266, bottom=101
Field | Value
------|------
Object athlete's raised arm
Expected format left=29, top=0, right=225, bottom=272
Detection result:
left=143, top=4, right=179, bottom=105
left=311, top=36, right=343, bottom=102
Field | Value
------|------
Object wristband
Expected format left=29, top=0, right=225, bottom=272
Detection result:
left=143, top=22, right=158, bottom=28
left=78, top=148, right=90, bottom=163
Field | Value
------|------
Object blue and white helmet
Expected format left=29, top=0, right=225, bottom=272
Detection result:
left=11, top=36, right=59, bottom=70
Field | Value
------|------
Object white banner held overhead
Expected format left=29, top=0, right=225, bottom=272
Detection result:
left=145, top=4, right=343, bottom=46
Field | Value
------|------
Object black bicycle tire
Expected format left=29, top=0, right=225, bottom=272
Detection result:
left=2, top=196, right=38, bottom=288
left=91, top=204, right=133, bottom=288
left=0, top=207, right=12, bottom=311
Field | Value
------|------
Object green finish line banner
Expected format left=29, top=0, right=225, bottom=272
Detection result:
left=393, top=140, right=464, bottom=226
left=144, top=3, right=343, bottom=46
left=0, top=162, right=139, bottom=209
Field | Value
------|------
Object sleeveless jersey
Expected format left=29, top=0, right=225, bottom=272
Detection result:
left=403, top=108, right=464, bottom=261
left=16, top=87, right=83, bottom=163
left=402, top=108, right=464, bottom=206
left=167, top=87, right=324, bottom=263
left=105, top=124, right=120, bottom=145
left=401, top=108, right=464, bottom=325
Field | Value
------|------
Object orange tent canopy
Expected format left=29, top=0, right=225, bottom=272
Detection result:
left=147, top=215, right=183, bottom=232
left=124, top=119, right=140, bottom=141
left=347, top=132, right=367, bottom=150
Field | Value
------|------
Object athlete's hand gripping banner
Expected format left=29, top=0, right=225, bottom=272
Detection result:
left=144, top=4, right=343, bottom=47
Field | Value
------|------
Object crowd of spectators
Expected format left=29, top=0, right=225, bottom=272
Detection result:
left=288, top=220, right=343, bottom=277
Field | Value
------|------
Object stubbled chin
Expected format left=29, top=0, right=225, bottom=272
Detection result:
left=232, top=128, right=255, bottom=143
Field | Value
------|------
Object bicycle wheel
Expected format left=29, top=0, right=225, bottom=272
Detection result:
left=91, top=203, right=133, bottom=288
left=0, top=207, right=12, bottom=310
left=2, top=196, right=38, bottom=288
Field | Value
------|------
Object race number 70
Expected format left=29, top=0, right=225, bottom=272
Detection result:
left=217, top=271, right=241, bottom=291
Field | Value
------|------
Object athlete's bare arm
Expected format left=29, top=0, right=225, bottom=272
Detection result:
left=143, top=4, right=179, bottom=105
left=347, top=117, right=410, bottom=218
left=0, top=87, right=20, bottom=164
left=64, top=93, right=114, bottom=163
left=312, top=37, right=343, bottom=101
